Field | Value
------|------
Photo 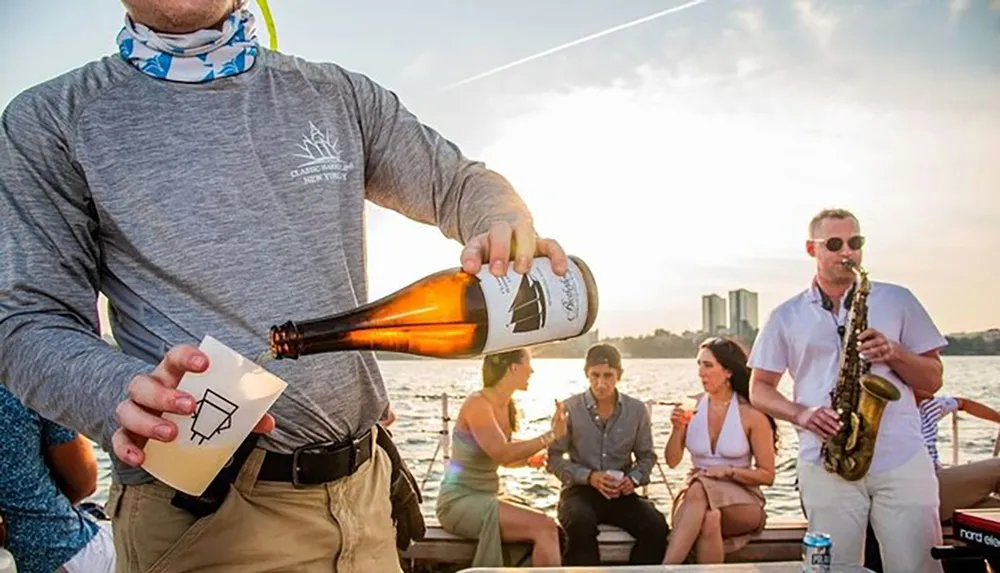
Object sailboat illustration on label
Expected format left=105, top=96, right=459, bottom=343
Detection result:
left=507, top=274, right=547, bottom=333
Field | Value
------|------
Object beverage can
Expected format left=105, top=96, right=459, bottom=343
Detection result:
left=0, top=548, right=16, bottom=573
left=801, top=531, right=832, bottom=572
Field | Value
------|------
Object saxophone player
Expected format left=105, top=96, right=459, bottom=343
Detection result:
left=747, top=208, right=948, bottom=573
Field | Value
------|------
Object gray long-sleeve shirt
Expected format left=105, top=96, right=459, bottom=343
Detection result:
left=0, top=48, right=533, bottom=485
left=546, top=390, right=657, bottom=488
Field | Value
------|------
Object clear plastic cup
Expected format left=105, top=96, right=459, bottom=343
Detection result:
left=681, top=395, right=700, bottom=422
left=605, top=469, right=625, bottom=483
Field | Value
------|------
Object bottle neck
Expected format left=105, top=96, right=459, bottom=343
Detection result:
left=270, top=309, right=382, bottom=359
left=269, top=320, right=305, bottom=359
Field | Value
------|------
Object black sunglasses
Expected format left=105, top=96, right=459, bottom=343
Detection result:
left=813, top=235, right=864, bottom=252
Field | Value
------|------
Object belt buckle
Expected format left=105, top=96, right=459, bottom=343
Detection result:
left=350, top=430, right=371, bottom=472
left=289, top=431, right=370, bottom=488
left=290, top=440, right=340, bottom=489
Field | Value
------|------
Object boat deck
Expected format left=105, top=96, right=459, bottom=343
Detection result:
left=400, top=520, right=957, bottom=571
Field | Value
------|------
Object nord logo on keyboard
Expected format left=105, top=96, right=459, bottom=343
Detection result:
left=959, top=528, right=1000, bottom=548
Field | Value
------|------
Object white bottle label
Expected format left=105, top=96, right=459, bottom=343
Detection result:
left=477, top=257, right=591, bottom=354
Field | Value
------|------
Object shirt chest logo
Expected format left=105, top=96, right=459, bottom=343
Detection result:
left=288, top=122, right=355, bottom=185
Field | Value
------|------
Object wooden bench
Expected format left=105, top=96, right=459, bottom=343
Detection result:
left=400, top=521, right=957, bottom=570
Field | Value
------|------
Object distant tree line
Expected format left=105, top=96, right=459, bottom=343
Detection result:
left=374, top=329, right=1000, bottom=361
left=941, top=331, right=1000, bottom=355
left=531, top=328, right=759, bottom=359
left=530, top=328, right=1000, bottom=359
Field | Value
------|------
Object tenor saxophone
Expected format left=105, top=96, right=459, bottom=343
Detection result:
left=820, top=260, right=902, bottom=481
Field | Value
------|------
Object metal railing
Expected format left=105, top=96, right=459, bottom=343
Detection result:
left=415, top=393, right=1000, bottom=492
left=414, top=393, right=677, bottom=496
left=415, top=393, right=453, bottom=490
left=949, top=411, right=1000, bottom=466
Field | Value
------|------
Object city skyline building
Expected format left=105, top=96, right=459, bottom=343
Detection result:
left=701, top=294, right=727, bottom=334
left=729, top=288, right=759, bottom=338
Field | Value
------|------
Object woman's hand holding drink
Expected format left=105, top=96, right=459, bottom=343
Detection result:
left=670, top=404, right=694, bottom=429
left=526, top=451, right=547, bottom=469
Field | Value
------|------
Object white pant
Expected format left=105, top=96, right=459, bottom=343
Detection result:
left=799, top=448, right=943, bottom=573
left=59, top=521, right=116, bottom=573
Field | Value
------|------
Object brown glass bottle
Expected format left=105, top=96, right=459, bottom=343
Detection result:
left=268, top=255, right=599, bottom=360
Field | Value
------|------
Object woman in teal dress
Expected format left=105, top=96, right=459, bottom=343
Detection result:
left=436, top=348, right=568, bottom=567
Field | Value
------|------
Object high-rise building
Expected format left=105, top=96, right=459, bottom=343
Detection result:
left=701, top=294, right=727, bottom=333
left=729, top=289, right=759, bottom=337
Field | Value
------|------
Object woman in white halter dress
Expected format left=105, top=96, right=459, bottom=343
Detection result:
left=662, top=337, right=779, bottom=564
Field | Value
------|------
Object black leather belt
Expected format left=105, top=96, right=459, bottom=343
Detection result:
left=256, top=428, right=374, bottom=487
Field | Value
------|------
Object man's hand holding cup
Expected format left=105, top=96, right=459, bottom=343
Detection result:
left=112, top=344, right=276, bottom=467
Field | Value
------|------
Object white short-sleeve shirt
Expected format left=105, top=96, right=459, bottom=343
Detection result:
left=748, top=280, right=947, bottom=474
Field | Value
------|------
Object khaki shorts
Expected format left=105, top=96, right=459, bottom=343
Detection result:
left=107, top=440, right=402, bottom=573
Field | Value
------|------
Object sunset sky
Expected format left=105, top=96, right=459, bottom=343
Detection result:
left=3, top=0, right=998, bottom=337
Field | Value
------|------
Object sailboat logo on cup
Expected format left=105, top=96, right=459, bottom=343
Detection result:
left=508, top=274, right=547, bottom=333
left=190, top=389, right=240, bottom=445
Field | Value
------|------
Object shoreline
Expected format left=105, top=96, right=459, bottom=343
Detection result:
left=376, top=352, right=1000, bottom=360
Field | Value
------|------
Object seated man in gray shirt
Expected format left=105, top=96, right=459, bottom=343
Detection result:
left=546, top=344, right=669, bottom=565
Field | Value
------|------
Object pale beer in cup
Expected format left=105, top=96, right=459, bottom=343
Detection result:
left=681, top=395, right=699, bottom=423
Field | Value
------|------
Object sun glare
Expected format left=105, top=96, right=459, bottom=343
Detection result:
left=474, top=79, right=881, bottom=320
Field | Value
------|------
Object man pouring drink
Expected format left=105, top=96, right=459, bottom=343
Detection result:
left=0, top=0, right=578, bottom=570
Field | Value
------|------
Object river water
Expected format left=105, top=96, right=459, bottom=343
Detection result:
left=90, top=356, right=999, bottom=522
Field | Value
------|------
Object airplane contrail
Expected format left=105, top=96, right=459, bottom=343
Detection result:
left=439, top=0, right=713, bottom=92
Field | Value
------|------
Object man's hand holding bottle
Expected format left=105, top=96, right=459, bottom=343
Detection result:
left=460, top=220, right=568, bottom=278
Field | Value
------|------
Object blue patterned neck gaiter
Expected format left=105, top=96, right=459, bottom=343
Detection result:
left=116, top=3, right=259, bottom=83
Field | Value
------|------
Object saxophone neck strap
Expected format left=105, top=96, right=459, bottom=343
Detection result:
left=816, top=281, right=858, bottom=312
